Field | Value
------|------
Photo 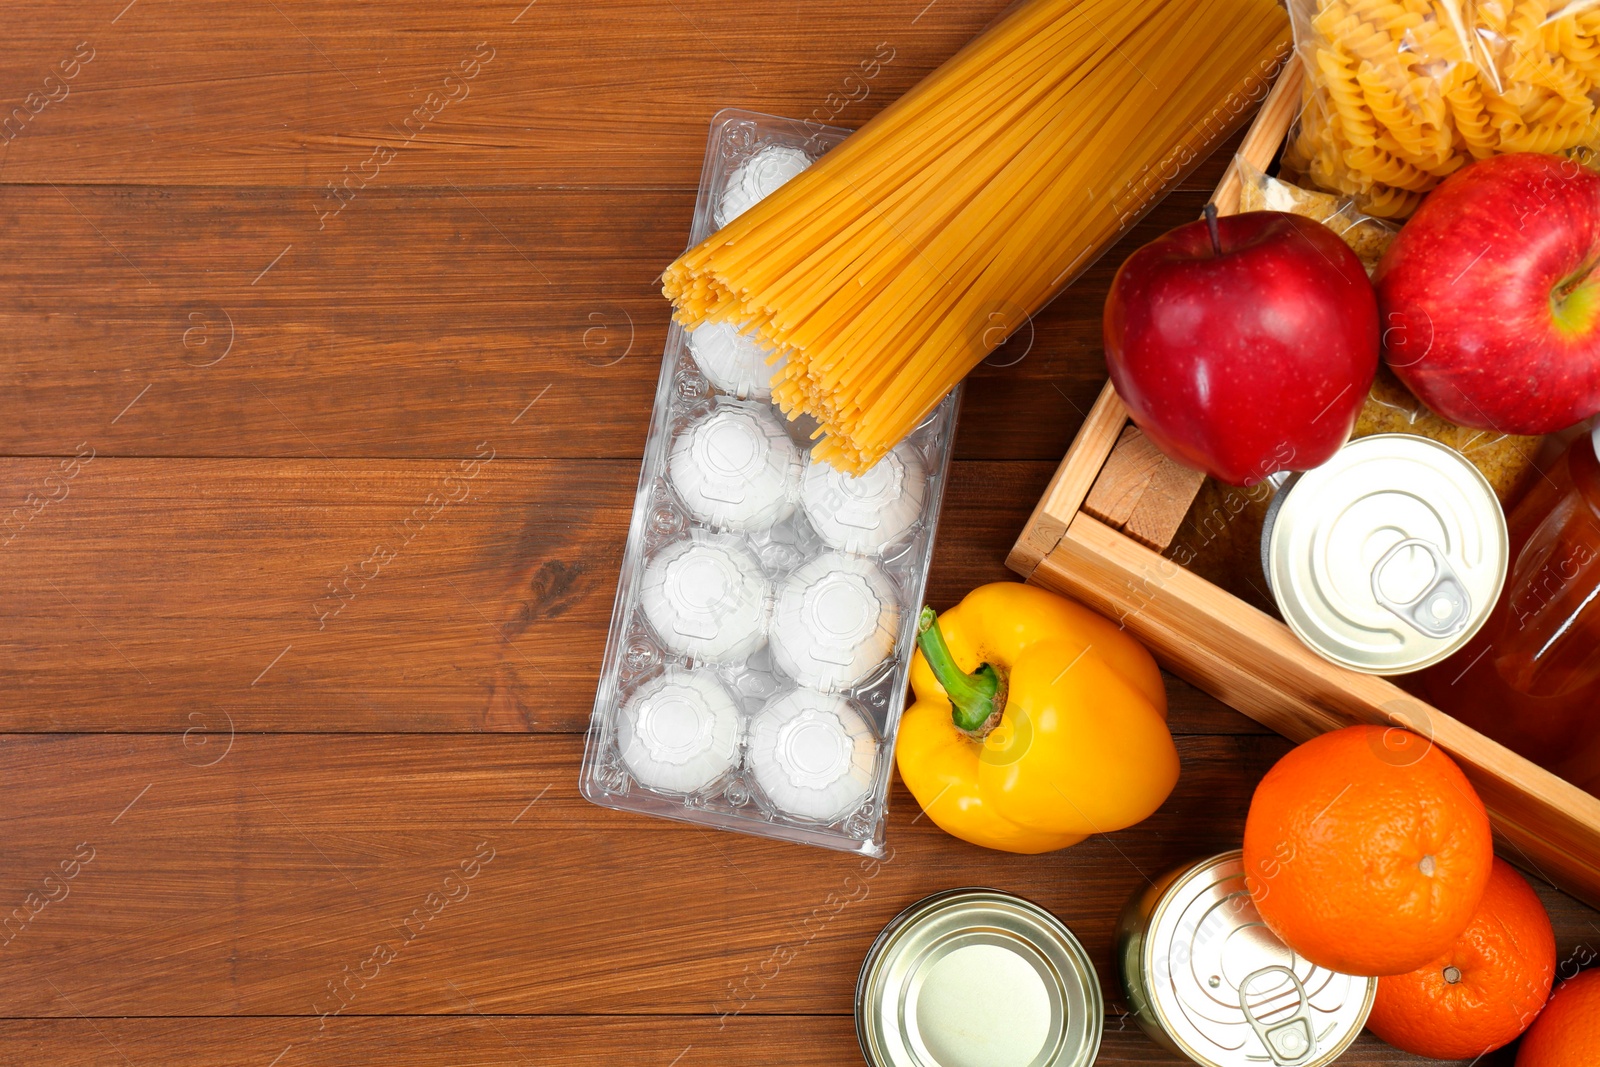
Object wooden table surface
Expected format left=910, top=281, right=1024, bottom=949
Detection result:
left=1, top=2, right=1595, bottom=1064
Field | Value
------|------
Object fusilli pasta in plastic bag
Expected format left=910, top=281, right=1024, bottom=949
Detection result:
left=1285, top=0, right=1600, bottom=217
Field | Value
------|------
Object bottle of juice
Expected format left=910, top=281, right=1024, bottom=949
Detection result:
left=1419, top=422, right=1600, bottom=792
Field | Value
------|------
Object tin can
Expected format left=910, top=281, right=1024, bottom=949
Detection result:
left=1261, top=433, right=1508, bottom=674
left=1116, top=851, right=1375, bottom=1067
left=857, top=889, right=1102, bottom=1067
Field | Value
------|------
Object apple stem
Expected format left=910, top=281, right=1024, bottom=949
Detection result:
left=1203, top=202, right=1222, bottom=257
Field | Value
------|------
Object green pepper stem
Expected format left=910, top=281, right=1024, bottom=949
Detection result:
left=916, top=606, right=1008, bottom=739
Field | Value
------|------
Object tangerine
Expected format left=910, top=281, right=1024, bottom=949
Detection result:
left=1242, top=724, right=1493, bottom=976
left=1367, top=858, right=1555, bottom=1059
left=1517, top=967, right=1600, bottom=1066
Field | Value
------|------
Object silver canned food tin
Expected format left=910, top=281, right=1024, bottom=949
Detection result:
left=1117, top=851, right=1374, bottom=1067
left=857, top=889, right=1102, bottom=1067
left=1261, top=433, right=1508, bottom=674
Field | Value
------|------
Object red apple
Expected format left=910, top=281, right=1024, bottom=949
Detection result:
left=1104, top=210, right=1379, bottom=486
left=1376, top=153, right=1600, bottom=435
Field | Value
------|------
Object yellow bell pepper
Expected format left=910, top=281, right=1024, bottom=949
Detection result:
left=896, top=582, right=1179, bottom=853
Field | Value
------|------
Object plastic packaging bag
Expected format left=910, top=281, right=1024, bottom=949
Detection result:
left=1236, top=157, right=1397, bottom=271
left=1284, top=0, right=1600, bottom=218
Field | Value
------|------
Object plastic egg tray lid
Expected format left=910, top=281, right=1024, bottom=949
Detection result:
left=580, top=109, right=960, bottom=855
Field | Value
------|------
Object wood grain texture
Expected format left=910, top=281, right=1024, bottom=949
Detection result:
left=1081, top=417, right=1206, bottom=551
left=1005, top=380, right=1129, bottom=577
left=0, top=1019, right=1485, bottom=1067
left=0, top=733, right=1268, bottom=1017
left=0, top=181, right=1223, bottom=464
left=3, top=0, right=1595, bottom=1063
left=0, top=0, right=1250, bottom=191
left=0, top=455, right=1257, bottom=735
left=0, top=0, right=996, bottom=188
left=1122, top=455, right=1207, bottom=551
left=1084, top=426, right=1159, bottom=527
left=0, top=733, right=1592, bottom=1023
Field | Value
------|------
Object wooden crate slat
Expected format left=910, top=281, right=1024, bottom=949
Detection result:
left=1211, top=56, right=1306, bottom=214
left=1029, top=513, right=1600, bottom=910
left=1082, top=424, right=1208, bottom=550
left=1007, top=381, right=1129, bottom=577
left=1083, top=426, right=1160, bottom=527
left=1122, top=446, right=1210, bottom=550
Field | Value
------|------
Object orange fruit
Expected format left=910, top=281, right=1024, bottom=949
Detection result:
left=1242, top=724, right=1493, bottom=976
left=1517, top=967, right=1600, bottom=1066
left=1366, top=858, right=1555, bottom=1059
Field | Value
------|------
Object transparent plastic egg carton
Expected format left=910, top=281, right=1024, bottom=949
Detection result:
left=580, top=109, right=960, bottom=855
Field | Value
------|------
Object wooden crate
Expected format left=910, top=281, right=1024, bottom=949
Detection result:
left=1008, top=57, right=1600, bottom=911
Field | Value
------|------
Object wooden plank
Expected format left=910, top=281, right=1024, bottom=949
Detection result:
left=0, top=1017, right=868, bottom=1067
left=1084, top=425, right=1165, bottom=528
left=0, top=185, right=685, bottom=462
left=1005, top=381, right=1127, bottom=578
left=0, top=452, right=1255, bottom=735
left=1122, top=455, right=1208, bottom=550
left=1080, top=423, right=1210, bottom=554
left=0, top=457, right=630, bottom=733
left=0, top=183, right=1216, bottom=463
left=0, top=456, right=1088, bottom=732
left=1032, top=513, right=1600, bottom=911
left=0, top=732, right=1592, bottom=1022
left=0, top=0, right=993, bottom=188
left=0, top=1017, right=1507, bottom=1066
left=0, top=733, right=1268, bottom=1017
left=0, top=0, right=1249, bottom=191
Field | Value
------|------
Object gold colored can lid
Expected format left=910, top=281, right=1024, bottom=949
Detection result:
left=856, top=889, right=1102, bottom=1067
left=1138, top=851, right=1374, bottom=1067
left=1264, top=433, right=1508, bottom=674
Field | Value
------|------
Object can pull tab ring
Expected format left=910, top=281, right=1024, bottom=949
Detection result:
left=1370, top=537, right=1473, bottom=640
left=1239, top=965, right=1317, bottom=1066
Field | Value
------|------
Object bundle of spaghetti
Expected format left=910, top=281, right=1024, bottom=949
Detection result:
left=661, top=0, right=1292, bottom=473
left=1286, top=0, right=1600, bottom=219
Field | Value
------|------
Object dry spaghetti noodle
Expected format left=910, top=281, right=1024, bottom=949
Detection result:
left=663, top=0, right=1292, bottom=473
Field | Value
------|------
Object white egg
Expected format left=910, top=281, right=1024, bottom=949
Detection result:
left=617, top=669, right=742, bottom=795
left=687, top=321, right=787, bottom=401
left=769, top=552, right=899, bottom=691
left=639, top=532, right=770, bottom=664
left=800, top=442, right=927, bottom=556
left=717, top=144, right=813, bottom=226
left=746, top=688, right=878, bottom=823
left=669, top=402, right=801, bottom=532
